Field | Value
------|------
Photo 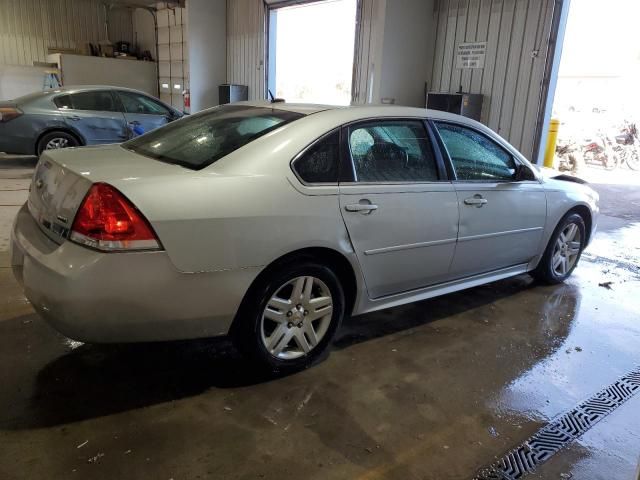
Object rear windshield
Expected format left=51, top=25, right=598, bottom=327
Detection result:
left=123, top=105, right=304, bottom=170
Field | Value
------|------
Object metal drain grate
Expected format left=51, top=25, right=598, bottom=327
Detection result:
left=474, top=365, right=640, bottom=480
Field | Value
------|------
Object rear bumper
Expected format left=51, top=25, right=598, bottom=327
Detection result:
left=10, top=204, right=260, bottom=343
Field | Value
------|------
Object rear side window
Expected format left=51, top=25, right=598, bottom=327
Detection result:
left=434, top=122, right=516, bottom=181
left=348, top=120, right=439, bottom=182
left=54, top=94, right=72, bottom=109
left=70, top=91, right=120, bottom=112
left=293, top=131, right=339, bottom=183
left=124, top=105, right=304, bottom=170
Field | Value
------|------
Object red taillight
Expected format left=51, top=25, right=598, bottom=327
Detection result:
left=0, top=107, right=22, bottom=122
left=70, top=183, right=161, bottom=251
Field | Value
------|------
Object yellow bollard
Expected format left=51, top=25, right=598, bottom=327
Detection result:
left=544, top=118, right=560, bottom=168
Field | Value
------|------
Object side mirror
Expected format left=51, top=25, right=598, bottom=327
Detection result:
left=514, top=164, right=536, bottom=181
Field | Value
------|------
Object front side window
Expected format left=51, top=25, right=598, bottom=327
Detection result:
left=70, top=91, right=119, bottom=112
left=124, top=105, right=304, bottom=170
left=293, top=131, right=339, bottom=183
left=118, top=91, right=170, bottom=115
left=434, top=122, right=516, bottom=181
left=348, top=120, right=438, bottom=182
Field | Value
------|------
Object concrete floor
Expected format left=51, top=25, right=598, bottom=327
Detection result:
left=1, top=156, right=639, bottom=479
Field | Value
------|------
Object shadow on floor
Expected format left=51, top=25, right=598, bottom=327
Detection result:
left=1, top=274, right=566, bottom=430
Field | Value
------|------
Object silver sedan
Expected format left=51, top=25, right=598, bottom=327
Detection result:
left=11, top=102, right=599, bottom=370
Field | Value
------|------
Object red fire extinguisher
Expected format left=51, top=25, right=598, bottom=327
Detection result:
left=182, top=89, right=190, bottom=114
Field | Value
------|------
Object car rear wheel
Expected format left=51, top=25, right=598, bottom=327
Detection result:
left=37, top=131, right=79, bottom=156
left=232, top=262, right=345, bottom=372
left=531, top=212, right=586, bottom=284
left=626, top=147, right=640, bottom=171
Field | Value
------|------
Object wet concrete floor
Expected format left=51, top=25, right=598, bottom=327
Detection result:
left=1, top=159, right=639, bottom=479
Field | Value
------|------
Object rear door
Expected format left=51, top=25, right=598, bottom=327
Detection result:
left=432, top=121, right=546, bottom=278
left=115, top=90, right=173, bottom=136
left=60, top=90, right=128, bottom=144
left=339, top=119, right=459, bottom=299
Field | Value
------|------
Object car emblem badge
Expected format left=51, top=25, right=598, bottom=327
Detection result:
left=35, top=179, right=44, bottom=189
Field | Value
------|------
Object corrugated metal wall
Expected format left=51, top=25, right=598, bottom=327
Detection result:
left=227, top=0, right=265, bottom=100
left=0, top=0, right=136, bottom=66
left=106, top=6, right=135, bottom=46
left=431, top=0, right=555, bottom=160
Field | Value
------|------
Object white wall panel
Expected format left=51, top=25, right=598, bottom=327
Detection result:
left=431, top=0, right=555, bottom=160
left=226, top=0, right=265, bottom=100
left=187, top=0, right=225, bottom=110
left=378, top=0, right=435, bottom=107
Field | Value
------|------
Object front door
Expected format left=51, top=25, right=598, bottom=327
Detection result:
left=116, top=90, right=173, bottom=137
left=433, top=121, right=547, bottom=278
left=61, top=90, right=128, bottom=144
left=339, top=119, right=459, bottom=298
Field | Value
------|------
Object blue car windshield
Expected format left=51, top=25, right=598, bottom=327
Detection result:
left=124, top=105, right=304, bottom=170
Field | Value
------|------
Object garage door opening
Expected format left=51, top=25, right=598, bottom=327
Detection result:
left=551, top=0, right=640, bottom=183
left=267, top=0, right=358, bottom=105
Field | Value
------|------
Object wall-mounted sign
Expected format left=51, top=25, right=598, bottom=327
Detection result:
left=456, top=42, right=487, bottom=69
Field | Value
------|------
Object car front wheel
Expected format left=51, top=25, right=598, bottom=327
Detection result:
left=232, top=262, right=345, bottom=371
left=532, top=212, right=586, bottom=284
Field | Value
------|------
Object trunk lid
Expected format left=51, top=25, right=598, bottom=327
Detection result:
left=27, top=144, right=186, bottom=244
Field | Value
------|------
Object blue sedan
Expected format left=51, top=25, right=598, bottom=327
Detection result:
left=0, top=85, right=183, bottom=156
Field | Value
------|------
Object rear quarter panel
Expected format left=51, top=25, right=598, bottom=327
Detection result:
left=111, top=173, right=352, bottom=274
left=0, top=112, right=67, bottom=155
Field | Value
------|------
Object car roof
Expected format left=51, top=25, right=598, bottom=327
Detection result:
left=13, top=85, right=176, bottom=110
left=230, top=101, right=529, bottom=166
left=238, top=100, right=482, bottom=126
left=42, top=85, right=152, bottom=95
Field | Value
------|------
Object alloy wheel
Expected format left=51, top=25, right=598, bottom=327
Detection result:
left=260, top=276, right=333, bottom=360
left=45, top=137, right=69, bottom=149
left=552, top=222, right=582, bottom=276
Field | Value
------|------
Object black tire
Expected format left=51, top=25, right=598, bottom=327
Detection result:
left=231, top=261, right=345, bottom=372
left=531, top=212, right=586, bottom=285
left=36, top=131, right=79, bottom=156
left=626, top=148, right=640, bottom=171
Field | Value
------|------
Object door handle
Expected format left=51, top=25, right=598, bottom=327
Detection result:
left=345, top=203, right=378, bottom=213
left=464, top=195, right=488, bottom=207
